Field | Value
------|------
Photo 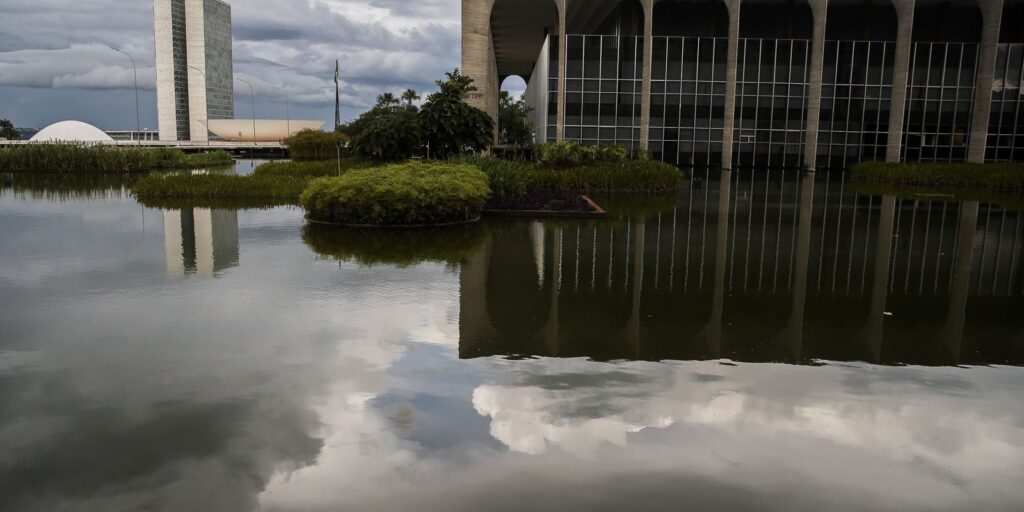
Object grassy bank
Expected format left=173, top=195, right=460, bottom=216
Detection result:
left=132, top=158, right=373, bottom=203
left=0, top=145, right=233, bottom=173
left=850, top=162, right=1024, bottom=191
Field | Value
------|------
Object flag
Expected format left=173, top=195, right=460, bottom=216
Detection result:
left=334, top=60, right=341, bottom=132
left=334, top=60, right=339, bottom=84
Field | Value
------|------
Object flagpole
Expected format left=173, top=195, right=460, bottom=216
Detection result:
left=334, top=60, right=341, bottom=132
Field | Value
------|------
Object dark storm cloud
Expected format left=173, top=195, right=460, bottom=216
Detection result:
left=0, top=0, right=462, bottom=128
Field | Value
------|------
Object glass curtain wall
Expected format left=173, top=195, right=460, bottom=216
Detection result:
left=901, top=42, right=979, bottom=162
left=988, top=43, right=1024, bottom=162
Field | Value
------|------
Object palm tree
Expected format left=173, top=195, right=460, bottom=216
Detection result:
left=376, top=92, right=399, bottom=108
left=401, top=88, right=421, bottom=109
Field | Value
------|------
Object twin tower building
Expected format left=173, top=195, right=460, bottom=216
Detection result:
left=153, top=0, right=234, bottom=142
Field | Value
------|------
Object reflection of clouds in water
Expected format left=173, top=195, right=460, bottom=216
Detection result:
left=469, top=360, right=1024, bottom=508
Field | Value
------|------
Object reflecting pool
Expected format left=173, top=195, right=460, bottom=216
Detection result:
left=1, top=169, right=1022, bottom=511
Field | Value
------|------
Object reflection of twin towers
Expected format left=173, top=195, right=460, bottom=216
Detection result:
left=163, top=209, right=239, bottom=278
left=461, top=171, right=1024, bottom=366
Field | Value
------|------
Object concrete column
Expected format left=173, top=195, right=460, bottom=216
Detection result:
left=556, top=0, right=570, bottom=142
left=639, top=0, right=657, bottom=150
left=885, top=0, right=915, bottom=162
left=803, top=0, right=829, bottom=171
left=967, top=0, right=1005, bottom=163
left=721, top=0, right=742, bottom=170
left=462, top=0, right=498, bottom=127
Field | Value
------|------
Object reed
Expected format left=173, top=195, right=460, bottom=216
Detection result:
left=461, top=156, right=684, bottom=196
left=850, top=161, right=1024, bottom=191
left=0, top=144, right=233, bottom=174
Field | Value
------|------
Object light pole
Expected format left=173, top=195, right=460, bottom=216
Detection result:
left=235, top=77, right=257, bottom=145
left=187, top=65, right=209, bottom=143
left=110, top=47, right=141, bottom=146
left=272, top=86, right=290, bottom=138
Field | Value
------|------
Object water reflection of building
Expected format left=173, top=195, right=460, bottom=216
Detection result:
left=460, top=172, right=1024, bottom=366
left=163, top=208, right=239, bottom=278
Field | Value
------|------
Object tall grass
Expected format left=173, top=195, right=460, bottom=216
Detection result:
left=131, top=158, right=374, bottom=203
left=0, top=144, right=233, bottom=174
left=850, top=161, right=1024, bottom=191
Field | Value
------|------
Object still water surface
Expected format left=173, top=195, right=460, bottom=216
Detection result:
left=1, top=167, right=1023, bottom=511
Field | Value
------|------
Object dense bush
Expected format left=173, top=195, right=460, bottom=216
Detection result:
left=0, top=145, right=233, bottom=173
left=463, top=156, right=683, bottom=196
left=850, top=161, right=1024, bottom=191
left=302, top=222, right=486, bottom=267
left=419, top=69, right=494, bottom=159
left=539, top=141, right=628, bottom=168
left=282, top=129, right=349, bottom=161
left=350, top=108, right=422, bottom=161
left=299, top=161, right=491, bottom=226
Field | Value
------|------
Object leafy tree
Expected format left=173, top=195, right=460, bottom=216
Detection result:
left=418, top=69, right=494, bottom=159
left=401, top=89, right=421, bottom=110
left=376, top=92, right=400, bottom=108
left=350, top=108, right=421, bottom=161
left=282, top=129, right=349, bottom=161
left=498, top=91, right=532, bottom=148
left=0, top=119, right=19, bottom=140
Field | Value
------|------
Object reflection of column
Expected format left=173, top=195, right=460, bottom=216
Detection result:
left=967, top=0, right=1004, bottom=163
left=885, top=0, right=915, bottom=162
left=546, top=227, right=563, bottom=355
left=803, top=0, right=829, bottom=171
left=707, top=170, right=733, bottom=357
left=195, top=208, right=215, bottom=277
left=530, top=221, right=546, bottom=287
left=784, top=173, right=816, bottom=358
left=639, top=0, right=656, bottom=150
left=627, top=219, right=646, bottom=357
left=555, top=0, right=570, bottom=142
left=721, top=0, right=741, bottom=170
left=941, top=202, right=979, bottom=363
left=164, top=210, right=185, bottom=279
left=458, top=236, right=492, bottom=358
left=861, top=196, right=897, bottom=361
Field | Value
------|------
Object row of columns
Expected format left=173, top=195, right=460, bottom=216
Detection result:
left=535, top=0, right=1006, bottom=169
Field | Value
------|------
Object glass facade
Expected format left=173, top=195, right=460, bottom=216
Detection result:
left=204, top=0, right=235, bottom=121
left=535, top=35, right=1023, bottom=169
left=171, top=0, right=191, bottom=141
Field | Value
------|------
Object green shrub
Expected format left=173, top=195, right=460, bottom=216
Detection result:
left=299, top=161, right=491, bottom=226
left=462, top=156, right=683, bottom=196
left=282, top=129, right=350, bottom=161
left=850, top=161, right=1024, bottom=191
left=350, top=109, right=422, bottom=161
left=538, top=141, right=629, bottom=168
left=0, top=144, right=232, bottom=173
left=302, top=222, right=486, bottom=267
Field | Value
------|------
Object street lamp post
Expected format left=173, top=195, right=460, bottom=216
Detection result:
left=187, top=65, right=209, bottom=143
left=235, top=77, right=257, bottom=145
left=272, top=86, right=290, bottom=138
left=110, top=47, right=141, bottom=146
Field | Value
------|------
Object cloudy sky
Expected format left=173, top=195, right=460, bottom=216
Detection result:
left=0, top=0, right=524, bottom=130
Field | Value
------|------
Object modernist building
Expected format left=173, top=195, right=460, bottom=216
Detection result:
left=154, top=0, right=235, bottom=142
left=465, top=0, right=1024, bottom=169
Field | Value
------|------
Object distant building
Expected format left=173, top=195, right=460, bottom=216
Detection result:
left=154, top=0, right=235, bottom=142
left=106, top=130, right=161, bottom=142
left=466, top=0, right=1024, bottom=169
left=30, top=121, right=114, bottom=143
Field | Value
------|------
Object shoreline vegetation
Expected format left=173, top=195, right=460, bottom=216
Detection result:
left=850, top=161, right=1024, bottom=191
left=0, top=145, right=233, bottom=174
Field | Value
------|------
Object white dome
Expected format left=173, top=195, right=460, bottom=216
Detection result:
left=30, top=121, right=114, bottom=143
